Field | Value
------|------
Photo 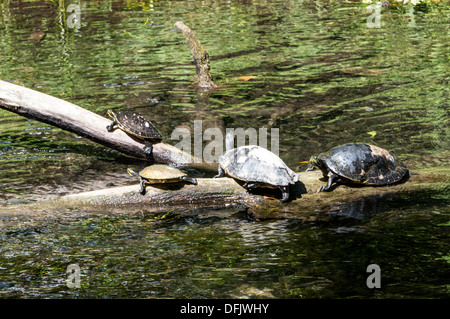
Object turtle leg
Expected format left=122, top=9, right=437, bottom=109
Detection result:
left=128, top=168, right=146, bottom=194
left=182, top=176, right=198, bottom=185
left=279, top=186, right=290, bottom=202
left=139, top=179, right=147, bottom=195
left=214, top=165, right=225, bottom=178
left=319, top=171, right=337, bottom=192
left=143, top=141, right=153, bottom=158
left=106, top=120, right=117, bottom=132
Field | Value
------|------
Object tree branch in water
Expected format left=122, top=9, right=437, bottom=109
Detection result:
left=174, top=21, right=217, bottom=90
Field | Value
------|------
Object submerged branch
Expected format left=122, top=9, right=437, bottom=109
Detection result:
left=174, top=21, right=217, bottom=90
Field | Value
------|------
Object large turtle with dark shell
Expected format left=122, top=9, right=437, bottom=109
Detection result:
left=214, top=145, right=299, bottom=202
left=127, top=164, right=197, bottom=195
left=306, top=143, right=409, bottom=192
left=106, top=110, right=162, bottom=157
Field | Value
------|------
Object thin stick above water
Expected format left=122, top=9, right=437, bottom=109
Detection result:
left=174, top=21, right=217, bottom=90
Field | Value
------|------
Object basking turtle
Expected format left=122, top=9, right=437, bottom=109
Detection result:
left=106, top=110, right=162, bottom=157
left=306, top=143, right=409, bottom=192
left=214, top=145, right=299, bottom=202
left=127, top=164, right=197, bottom=195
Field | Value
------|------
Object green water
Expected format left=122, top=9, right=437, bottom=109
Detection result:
left=0, top=198, right=449, bottom=298
left=0, top=0, right=449, bottom=298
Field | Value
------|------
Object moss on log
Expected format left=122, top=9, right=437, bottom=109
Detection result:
left=1, top=168, right=447, bottom=226
left=249, top=167, right=449, bottom=220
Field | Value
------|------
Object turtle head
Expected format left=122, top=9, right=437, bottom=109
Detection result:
left=306, top=155, right=328, bottom=173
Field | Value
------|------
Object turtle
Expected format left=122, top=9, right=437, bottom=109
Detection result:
left=306, top=143, right=409, bottom=192
left=214, top=145, right=299, bottom=202
left=127, top=164, right=197, bottom=195
left=106, top=110, right=162, bottom=157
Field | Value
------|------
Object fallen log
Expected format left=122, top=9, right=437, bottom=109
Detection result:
left=1, top=168, right=447, bottom=226
left=0, top=79, right=215, bottom=172
left=175, top=21, right=217, bottom=90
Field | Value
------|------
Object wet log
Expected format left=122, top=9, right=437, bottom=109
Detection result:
left=56, top=168, right=450, bottom=219
left=0, top=79, right=215, bottom=171
left=1, top=168, right=447, bottom=225
left=174, top=21, right=217, bottom=90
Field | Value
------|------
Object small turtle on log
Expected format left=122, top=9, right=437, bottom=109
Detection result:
left=106, top=110, right=162, bottom=157
left=127, top=164, right=197, bottom=195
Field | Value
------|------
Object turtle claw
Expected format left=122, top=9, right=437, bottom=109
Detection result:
left=244, top=182, right=258, bottom=189
left=143, top=142, right=153, bottom=158
left=318, top=183, right=332, bottom=192
left=106, top=121, right=116, bottom=132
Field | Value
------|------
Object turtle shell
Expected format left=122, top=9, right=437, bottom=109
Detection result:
left=108, top=110, right=162, bottom=141
left=138, top=165, right=189, bottom=183
left=218, top=145, right=299, bottom=187
left=317, top=143, right=408, bottom=185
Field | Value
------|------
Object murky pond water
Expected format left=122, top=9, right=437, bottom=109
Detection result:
left=0, top=197, right=448, bottom=298
left=0, top=0, right=449, bottom=298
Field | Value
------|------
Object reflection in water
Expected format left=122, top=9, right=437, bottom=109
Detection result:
left=0, top=189, right=448, bottom=298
